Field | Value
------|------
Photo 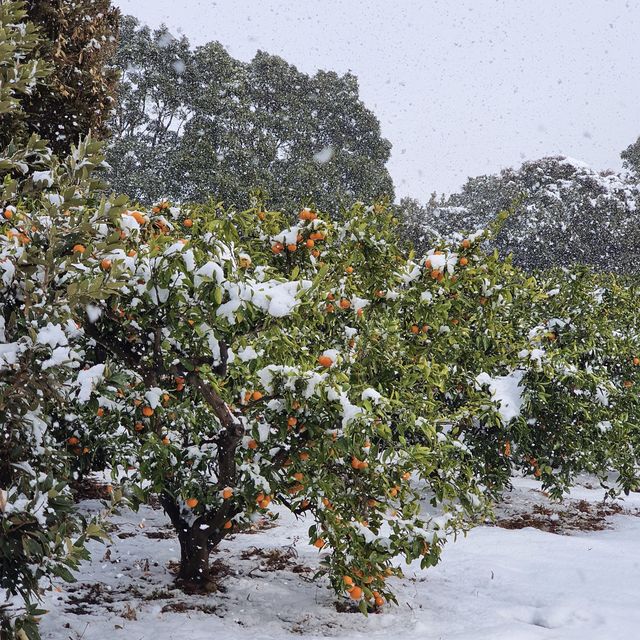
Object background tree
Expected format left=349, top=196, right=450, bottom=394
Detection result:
left=399, top=156, right=640, bottom=273
left=621, top=135, right=640, bottom=176
left=106, top=16, right=394, bottom=214
left=20, top=0, right=120, bottom=155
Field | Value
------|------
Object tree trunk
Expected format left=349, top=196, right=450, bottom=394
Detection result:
left=177, top=524, right=211, bottom=584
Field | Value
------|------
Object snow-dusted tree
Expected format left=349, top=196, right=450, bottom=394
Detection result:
left=621, top=135, right=640, bottom=176
left=21, top=0, right=120, bottom=155
left=407, top=156, right=640, bottom=273
left=0, top=3, right=117, bottom=636
left=105, top=16, right=394, bottom=214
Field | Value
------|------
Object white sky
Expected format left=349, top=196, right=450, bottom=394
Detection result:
left=115, top=0, right=640, bottom=202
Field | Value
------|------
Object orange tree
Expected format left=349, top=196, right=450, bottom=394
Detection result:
left=504, top=267, right=640, bottom=497
left=61, top=195, right=541, bottom=607
left=0, top=2, right=118, bottom=636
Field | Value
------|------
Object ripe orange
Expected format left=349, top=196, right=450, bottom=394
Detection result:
left=134, top=422, right=144, bottom=432
left=503, top=441, right=511, bottom=457
left=461, top=239, right=471, bottom=249
left=318, top=355, right=333, bottom=367
left=162, top=436, right=170, bottom=445
left=142, top=406, right=154, bottom=417
left=345, top=266, right=354, bottom=274
left=306, top=239, right=315, bottom=248
left=185, top=497, right=198, bottom=508
left=343, top=575, right=354, bottom=587
left=373, top=591, right=384, bottom=607
left=313, top=538, right=326, bottom=549
left=287, top=243, right=297, bottom=252
left=222, top=487, right=233, bottom=499
left=311, top=249, right=320, bottom=257
left=272, top=242, right=284, bottom=254
left=623, top=380, right=634, bottom=389
left=339, top=298, right=351, bottom=309
left=293, top=472, right=304, bottom=482
left=183, top=219, right=193, bottom=228
left=96, top=407, right=104, bottom=417
left=247, top=439, right=258, bottom=450
left=388, top=486, right=399, bottom=497
left=348, top=586, right=363, bottom=600
left=402, top=471, right=411, bottom=481
left=633, top=357, right=640, bottom=366
left=223, top=520, right=232, bottom=529
left=252, top=390, right=263, bottom=401
left=258, top=211, right=266, bottom=221
left=299, top=452, right=310, bottom=462
left=73, top=244, right=86, bottom=254
left=3, top=209, right=13, bottom=219
left=357, top=308, right=363, bottom=317
left=410, top=324, right=419, bottom=334
left=130, top=211, right=146, bottom=225
left=100, top=258, right=112, bottom=271
left=287, top=416, right=298, bottom=427
left=459, top=257, right=468, bottom=266
left=67, top=436, right=79, bottom=445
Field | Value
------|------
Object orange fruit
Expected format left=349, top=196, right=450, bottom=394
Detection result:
left=73, top=244, right=86, bottom=253
left=293, top=472, right=304, bottom=482
left=343, top=575, right=354, bottom=587
left=461, top=239, right=471, bottom=249
left=410, top=324, right=419, bottom=334
left=272, top=242, right=284, bottom=254
left=183, top=219, right=193, bottom=228
left=357, top=308, right=364, bottom=317
left=318, top=355, right=333, bottom=368
left=299, top=452, right=310, bottom=462
left=257, top=211, right=266, bottom=221
left=313, top=538, right=326, bottom=549
left=96, top=407, right=104, bottom=417
left=222, top=487, right=233, bottom=499
left=287, top=416, right=298, bottom=427
left=326, top=303, right=335, bottom=313
left=633, top=357, right=640, bottom=366
left=3, top=209, right=13, bottom=219
left=252, top=390, right=263, bottom=401
left=100, top=258, right=112, bottom=271
left=388, top=487, right=398, bottom=497
left=162, top=436, right=170, bottom=445
left=130, top=211, right=146, bottom=225
left=339, top=298, right=351, bottom=310
left=306, top=239, right=315, bottom=248
left=623, top=380, right=634, bottom=389
left=287, top=243, right=297, bottom=252
left=459, top=257, right=468, bottom=266
left=67, top=436, right=79, bottom=445
left=142, top=406, right=154, bottom=417
left=247, top=439, right=258, bottom=450
left=345, top=266, right=354, bottom=274
left=402, top=471, right=411, bottom=481
left=134, top=422, right=144, bottom=432
left=503, top=441, right=511, bottom=456
left=223, top=520, right=232, bottom=529
left=348, top=586, right=363, bottom=600
left=185, top=498, right=198, bottom=508
left=373, top=592, right=384, bottom=607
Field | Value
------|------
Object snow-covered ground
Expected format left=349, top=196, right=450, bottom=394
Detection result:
left=40, top=478, right=640, bottom=640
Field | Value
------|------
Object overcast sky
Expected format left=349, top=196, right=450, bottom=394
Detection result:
left=115, top=0, right=640, bottom=202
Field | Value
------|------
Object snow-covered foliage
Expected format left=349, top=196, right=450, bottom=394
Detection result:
left=401, top=155, right=640, bottom=274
